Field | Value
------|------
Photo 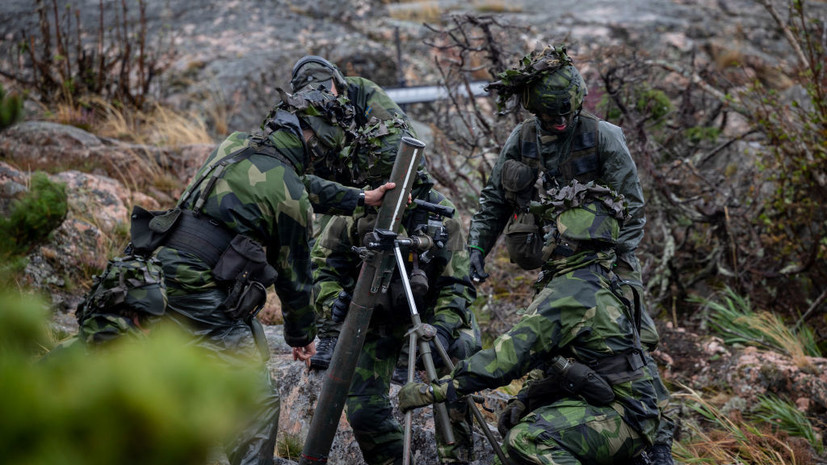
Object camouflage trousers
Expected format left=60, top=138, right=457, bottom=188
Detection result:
left=500, top=398, right=646, bottom=465
left=345, top=319, right=474, bottom=465
left=615, top=264, right=676, bottom=447
left=166, top=289, right=280, bottom=465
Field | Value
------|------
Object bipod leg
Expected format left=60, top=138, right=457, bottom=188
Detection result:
left=394, top=245, right=455, bottom=465
left=402, top=328, right=417, bottom=465
left=429, top=336, right=516, bottom=465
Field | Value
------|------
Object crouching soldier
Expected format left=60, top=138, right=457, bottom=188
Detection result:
left=399, top=182, right=665, bottom=465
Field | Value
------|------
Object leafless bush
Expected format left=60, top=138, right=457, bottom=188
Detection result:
left=0, top=0, right=176, bottom=110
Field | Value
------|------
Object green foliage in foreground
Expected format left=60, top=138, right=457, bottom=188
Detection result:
left=0, top=290, right=262, bottom=465
left=0, top=172, right=68, bottom=257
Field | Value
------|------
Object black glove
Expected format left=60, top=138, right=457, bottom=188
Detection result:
left=330, top=290, right=352, bottom=323
left=428, top=326, right=452, bottom=369
left=497, top=398, right=527, bottom=436
left=469, top=248, right=489, bottom=282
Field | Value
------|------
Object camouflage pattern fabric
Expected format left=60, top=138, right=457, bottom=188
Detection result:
left=312, top=187, right=480, bottom=464
left=76, top=313, right=150, bottom=346
left=447, top=250, right=661, bottom=464
left=502, top=398, right=643, bottom=465
left=155, top=127, right=317, bottom=465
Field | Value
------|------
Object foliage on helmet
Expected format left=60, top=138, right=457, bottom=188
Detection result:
left=486, top=44, right=585, bottom=115
left=260, top=87, right=356, bottom=150
left=290, top=55, right=348, bottom=94
left=339, top=116, right=411, bottom=187
left=542, top=180, right=628, bottom=245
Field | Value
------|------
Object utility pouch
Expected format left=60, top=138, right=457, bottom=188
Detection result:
left=548, top=356, right=615, bottom=406
left=213, top=235, right=277, bottom=320
left=76, top=254, right=167, bottom=324
left=504, top=211, right=545, bottom=270
left=130, top=206, right=182, bottom=257
left=225, top=280, right=268, bottom=321
left=501, top=159, right=536, bottom=209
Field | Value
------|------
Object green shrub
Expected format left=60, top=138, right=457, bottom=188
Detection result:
left=0, top=172, right=68, bottom=257
left=0, top=83, right=23, bottom=130
left=0, top=289, right=262, bottom=465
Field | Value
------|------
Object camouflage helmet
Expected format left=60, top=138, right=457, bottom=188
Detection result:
left=290, top=55, right=348, bottom=94
left=487, top=44, right=586, bottom=115
left=546, top=180, right=628, bottom=247
left=264, top=87, right=354, bottom=148
left=521, top=64, right=586, bottom=116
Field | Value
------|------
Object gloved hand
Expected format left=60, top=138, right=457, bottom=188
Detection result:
left=397, top=381, right=449, bottom=413
left=497, top=398, right=527, bottom=436
left=428, top=326, right=452, bottom=369
left=330, top=290, right=352, bottom=323
left=469, top=248, right=489, bottom=282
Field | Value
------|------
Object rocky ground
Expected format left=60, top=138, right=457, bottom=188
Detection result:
left=2, top=0, right=827, bottom=463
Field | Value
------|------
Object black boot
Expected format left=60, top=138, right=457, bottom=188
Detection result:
left=309, top=337, right=337, bottom=370
left=390, top=365, right=423, bottom=385
left=647, top=443, right=675, bottom=465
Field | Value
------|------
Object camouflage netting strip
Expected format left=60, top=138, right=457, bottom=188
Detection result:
left=486, top=44, right=573, bottom=112
left=544, top=180, right=629, bottom=222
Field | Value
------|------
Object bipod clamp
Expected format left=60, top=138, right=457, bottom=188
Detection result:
left=404, top=322, right=437, bottom=344
left=365, top=228, right=398, bottom=251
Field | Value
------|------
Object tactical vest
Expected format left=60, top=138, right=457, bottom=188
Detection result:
left=518, top=111, right=602, bottom=189
left=501, top=113, right=602, bottom=270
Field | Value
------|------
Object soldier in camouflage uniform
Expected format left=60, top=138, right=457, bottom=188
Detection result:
left=468, top=45, right=675, bottom=465
left=312, top=171, right=481, bottom=464
left=154, top=89, right=353, bottom=465
left=289, top=55, right=429, bottom=374
left=399, top=181, right=662, bottom=465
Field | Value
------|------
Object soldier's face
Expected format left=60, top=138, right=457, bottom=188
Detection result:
left=538, top=111, right=573, bottom=133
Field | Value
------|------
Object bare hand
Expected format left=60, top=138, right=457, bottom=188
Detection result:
left=293, top=341, right=316, bottom=367
left=364, top=182, right=395, bottom=207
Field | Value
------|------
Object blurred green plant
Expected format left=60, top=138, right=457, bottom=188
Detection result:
left=0, top=172, right=68, bottom=257
left=754, top=394, right=824, bottom=455
left=0, top=288, right=262, bottom=465
left=0, top=83, right=23, bottom=130
left=690, top=286, right=821, bottom=366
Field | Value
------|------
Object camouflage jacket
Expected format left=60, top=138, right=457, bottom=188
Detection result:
left=157, top=130, right=316, bottom=347
left=448, top=250, right=660, bottom=442
left=311, top=185, right=478, bottom=342
left=468, top=115, right=645, bottom=270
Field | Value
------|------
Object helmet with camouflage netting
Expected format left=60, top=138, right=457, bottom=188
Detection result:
left=260, top=87, right=355, bottom=168
left=487, top=44, right=587, bottom=118
left=545, top=180, right=628, bottom=249
left=290, top=55, right=348, bottom=94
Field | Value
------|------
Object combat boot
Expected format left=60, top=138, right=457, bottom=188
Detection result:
left=391, top=365, right=423, bottom=385
left=647, top=443, right=674, bottom=465
left=309, top=336, right=337, bottom=370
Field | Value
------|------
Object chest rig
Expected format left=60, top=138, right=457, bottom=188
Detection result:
left=518, top=111, right=601, bottom=191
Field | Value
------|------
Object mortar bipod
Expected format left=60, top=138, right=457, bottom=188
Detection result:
left=391, top=243, right=515, bottom=465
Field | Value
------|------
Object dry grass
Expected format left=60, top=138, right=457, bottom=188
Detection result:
left=91, top=98, right=213, bottom=147
left=388, top=1, right=442, bottom=22
left=673, top=386, right=816, bottom=465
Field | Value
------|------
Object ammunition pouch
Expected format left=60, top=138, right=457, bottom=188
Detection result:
left=546, top=356, right=616, bottom=406
left=130, top=206, right=182, bottom=257
left=504, top=211, right=545, bottom=270
left=213, top=235, right=277, bottom=321
left=501, top=159, right=536, bottom=209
